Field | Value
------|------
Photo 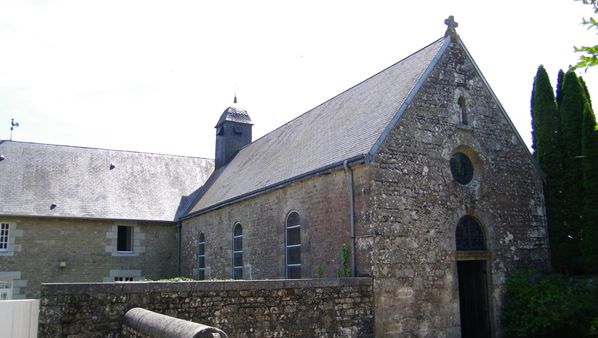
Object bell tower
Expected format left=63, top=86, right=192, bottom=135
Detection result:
left=214, top=97, right=253, bottom=169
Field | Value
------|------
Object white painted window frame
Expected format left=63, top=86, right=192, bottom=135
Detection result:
left=285, top=212, right=302, bottom=279
left=232, top=223, right=243, bottom=279
left=0, top=223, right=9, bottom=252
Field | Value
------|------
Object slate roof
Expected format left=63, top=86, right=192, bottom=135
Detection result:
left=0, top=141, right=214, bottom=221
left=216, top=106, right=253, bottom=127
left=187, top=36, right=450, bottom=215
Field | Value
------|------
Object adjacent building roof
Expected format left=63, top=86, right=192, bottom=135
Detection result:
left=0, top=141, right=214, bottom=222
left=187, top=36, right=450, bottom=215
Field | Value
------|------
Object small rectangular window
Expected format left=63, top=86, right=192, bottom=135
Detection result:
left=0, top=223, right=9, bottom=251
left=117, top=226, right=133, bottom=252
left=0, top=280, right=12, bottom=300
left=114, top=277, right=134, bottom=282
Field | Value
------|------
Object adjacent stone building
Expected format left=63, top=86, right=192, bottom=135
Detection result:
left=180, top=21, right=550, bottom=337
left=0, top=141, right=214, bottom=298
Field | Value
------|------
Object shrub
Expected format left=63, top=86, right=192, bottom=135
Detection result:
left=503, top=269, right=598, bottom=338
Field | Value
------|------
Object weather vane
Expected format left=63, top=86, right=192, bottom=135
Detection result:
left=10, top=118, right=19, bottom=141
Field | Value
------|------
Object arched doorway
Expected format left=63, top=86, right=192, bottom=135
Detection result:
left=455, top=215, right=491, bottom=338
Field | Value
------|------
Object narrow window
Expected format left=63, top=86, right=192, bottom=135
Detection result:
left=232, top=224, right=243, bottom=279
left=0, top=223, right=9, bottom=251
left=286, top=212, right=301, bottom=279
left=114, top=277, right=134, bottom=282
left=198, top=233, right=206, bottom=280
left=456, top=215, right=486, bottom=251
left=458, top=96, right=468, bottom=125
left=117, top=225, right=133, bottom=252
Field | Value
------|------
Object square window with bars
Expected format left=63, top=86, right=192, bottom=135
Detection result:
left=0, top=223, right=9, bottom=251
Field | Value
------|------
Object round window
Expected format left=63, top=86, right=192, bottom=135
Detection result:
left=450, top=152, right=473, bottom=185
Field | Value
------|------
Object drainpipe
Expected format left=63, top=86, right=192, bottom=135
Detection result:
left=176, top=222, right=182, bottom=277
left=343, top=160, right=357, bottom=277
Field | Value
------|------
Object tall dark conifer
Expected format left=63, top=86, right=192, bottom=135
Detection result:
left=581, top=101, right=598, bottom=273
left=580, top=77, right=593, bottom=108
left=556, top=69, right=565, bottom=105
left=558, top=70, right=587, bottom=273
left=532, top=67, right=598, bottom=274
left=531, top=66, right=565, bottom=271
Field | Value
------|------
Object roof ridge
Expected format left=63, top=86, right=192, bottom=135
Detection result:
left=238, top=36, right=448, bottom=154
left=366, top=36, right=451, bottom=159
left=0, top=140, right=213, bottom=161
left=187, top=35, right=450, bottom=214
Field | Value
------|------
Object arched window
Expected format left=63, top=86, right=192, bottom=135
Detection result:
left=456, top=215, right=486, bottom=251
left=286, top=212, right=301, bottom=279
left=232, top=223, right=243, bottom=279
left=197, top=233, right=206, bottom=280
left=458, top=96, right=468, bottom=125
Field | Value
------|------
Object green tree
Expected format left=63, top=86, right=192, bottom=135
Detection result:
left=556, top=69, right=565, bottom=105
left=574, top=0, right=598, bottom=69
left=581, top=98, right=598, bottom=273
left=532, top=67, right=598, bottom=274
left=559, top=70, right=590, bottom=273
left=580, top=76, right=593, bottom=107
left=531, top=66, right=567, bottom=271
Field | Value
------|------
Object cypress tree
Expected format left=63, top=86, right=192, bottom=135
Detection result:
left=532, top=67, right=598, bottom=274
left=580, top=77, right=593, bottom=108
left=581, top=99, right=598, bottom=273
left=531, top=66, right=566, bottom=271
left=558, top=70, right=587, bottom=273
left=531, top=70, right=538, bottom=155
left=556, top=69, right=565, bottom=105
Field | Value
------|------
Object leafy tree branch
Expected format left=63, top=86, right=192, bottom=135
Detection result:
left=574, top=0, right=598, bottom=69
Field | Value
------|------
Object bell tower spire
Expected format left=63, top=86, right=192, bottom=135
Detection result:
left=214, top=98, right=253, bottom=169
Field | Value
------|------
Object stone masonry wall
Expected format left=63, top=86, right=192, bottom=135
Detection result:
left=0, top=216, right=177, bottom=298
left=181, top=167, right=371, bottom=280
left=39, top=278, right=374, bottom=337
left=364, top=39, right=550, bottom=337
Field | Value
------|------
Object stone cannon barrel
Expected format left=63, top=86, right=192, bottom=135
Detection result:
left=123, top=307, right=228, bottom=338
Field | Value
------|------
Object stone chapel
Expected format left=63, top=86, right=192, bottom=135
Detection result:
left=179, top=18, right=550, bottom=337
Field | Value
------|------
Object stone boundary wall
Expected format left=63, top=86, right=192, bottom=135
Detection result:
left=39, top=278, right=374, bottom=337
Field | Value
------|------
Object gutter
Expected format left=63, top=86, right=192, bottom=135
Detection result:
left=182, top=154, right=367, bottom=220
left=176, top=221, right=182, bottom=277
left=343, top=160, right=357, bottom=277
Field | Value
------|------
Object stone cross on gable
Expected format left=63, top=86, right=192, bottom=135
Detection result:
left=444, top=15, right=458, bottom=38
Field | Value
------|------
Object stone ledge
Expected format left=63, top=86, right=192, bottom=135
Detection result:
left=41, top=278, right=373, bottom=295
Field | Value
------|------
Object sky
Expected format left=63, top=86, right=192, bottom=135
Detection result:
left=0, top=0, right=596, bottom=159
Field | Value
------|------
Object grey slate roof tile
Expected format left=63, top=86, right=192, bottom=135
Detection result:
left=0, top=141, right=214, bottom=221
left=188, top=37, right=448, bottom=214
